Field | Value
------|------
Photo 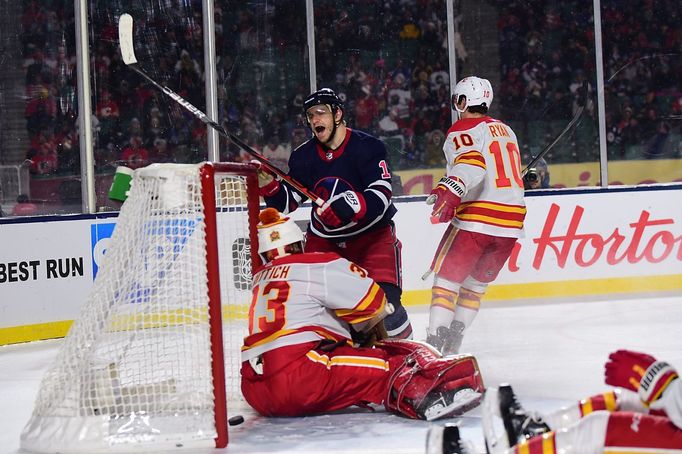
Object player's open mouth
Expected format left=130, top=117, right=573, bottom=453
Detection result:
left=315, top=126, right=325, bottom=134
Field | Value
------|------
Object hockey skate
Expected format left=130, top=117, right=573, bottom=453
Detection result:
left=482, top=384, right=550, bottom=453
left=418, top=387, right=482, bottom=421
left=426, top=320, right=466, bottom=356
left=425, top=424, right=477, bottom=454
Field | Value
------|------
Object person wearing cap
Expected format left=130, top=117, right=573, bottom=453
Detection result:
left=241, top=208, right=484, bottom=421
left=257, top=88, right=412, bottom=340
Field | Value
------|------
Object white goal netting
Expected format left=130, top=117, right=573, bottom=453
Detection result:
left=21, top=163, right=258, bottom=453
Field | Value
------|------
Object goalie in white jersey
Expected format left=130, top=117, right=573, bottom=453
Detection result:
left=241, top=208, right=485, bottom=420
left=424, top=76, right=526, bottom=355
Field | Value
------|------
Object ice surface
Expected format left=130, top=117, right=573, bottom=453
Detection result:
left=2, top=295, right=681, bottom=453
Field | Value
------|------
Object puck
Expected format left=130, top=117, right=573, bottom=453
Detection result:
left=228, top=415, right=245, bottom=426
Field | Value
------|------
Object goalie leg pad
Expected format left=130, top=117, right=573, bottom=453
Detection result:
left=376, top=340, right=484, bottom=420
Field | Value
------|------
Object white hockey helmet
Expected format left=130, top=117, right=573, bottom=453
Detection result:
left=451, top=76, right=493, bottom=113
left=257, top=207, right=304, bottom=257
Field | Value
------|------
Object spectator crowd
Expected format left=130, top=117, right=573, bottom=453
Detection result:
left=18, top=0, right=682, bottom=183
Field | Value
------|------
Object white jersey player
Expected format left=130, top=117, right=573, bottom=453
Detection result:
left=241, top=207, right=485, bottom=420
left=424, top=76, right=526, bottom=355
left=476, top=349, right=682, bottom=454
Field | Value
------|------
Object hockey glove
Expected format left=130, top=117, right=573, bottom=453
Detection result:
left=427, top=176, right=465, bottom=224
left=252, top=160, right=281, bottom=197
left=350, top=322, right=388, bottom=348
left=604, top=349, right=679, bottom=406
left=316, top=190, right=366, bottom=228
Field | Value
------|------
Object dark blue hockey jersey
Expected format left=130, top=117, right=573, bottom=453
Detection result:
left=264, top=128, right=397, bottom=240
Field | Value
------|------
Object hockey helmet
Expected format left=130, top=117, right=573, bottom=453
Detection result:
left=257, top=207, right=304, bottom=257
left=303, top=88, right=344, bottom=120
left=451, top=76, right=493, bottom=113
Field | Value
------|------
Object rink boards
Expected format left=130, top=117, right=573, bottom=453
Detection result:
left=1, top=184, right=681, bottom=345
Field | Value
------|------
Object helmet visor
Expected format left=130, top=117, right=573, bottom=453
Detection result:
left=305, top=105, right=332, bottom=122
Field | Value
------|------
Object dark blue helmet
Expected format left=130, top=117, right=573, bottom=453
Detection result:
left=303, top=88, right=344, bottom=116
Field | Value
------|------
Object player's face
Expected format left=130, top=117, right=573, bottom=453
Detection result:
left=306, top=104, right=336, bottom=143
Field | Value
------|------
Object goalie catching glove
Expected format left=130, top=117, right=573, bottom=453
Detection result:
left=427, top=176, right=465, bottom=224
left=316, top=190, right=366, bottom=228
left=604, top=349, right=679, bottom=406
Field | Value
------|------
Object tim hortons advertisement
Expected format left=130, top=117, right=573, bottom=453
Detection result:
left=288, top=186, right=682, bottom=295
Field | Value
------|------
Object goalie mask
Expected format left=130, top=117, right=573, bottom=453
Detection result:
left=451, top=76, right=493, bottom=115
left=257, top=207, right=304, bottom=261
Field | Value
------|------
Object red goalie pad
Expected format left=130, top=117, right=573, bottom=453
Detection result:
left=376, top=339, right=484, bottom=419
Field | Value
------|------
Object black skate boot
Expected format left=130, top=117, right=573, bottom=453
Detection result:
left=442, top=320, right=465, bottom=356
left=498, top=384, right=550, bottom=446
left=426, top=326, right=448, bottom=352
left=426, top=321, right=466, bottom=356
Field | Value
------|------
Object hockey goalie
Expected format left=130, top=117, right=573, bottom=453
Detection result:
left=241, top=208, right=485, bottom=421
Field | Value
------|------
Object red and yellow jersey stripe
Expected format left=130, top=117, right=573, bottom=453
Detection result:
left=456, top=200, right=526, bottom=230
left=334, top=282, right=386, bottom=325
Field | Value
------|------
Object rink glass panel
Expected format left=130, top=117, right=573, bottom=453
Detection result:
left=0, top=0, right=680, bottom=216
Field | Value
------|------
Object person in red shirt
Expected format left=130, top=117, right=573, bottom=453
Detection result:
left=120, top=136, right=149, bottom=169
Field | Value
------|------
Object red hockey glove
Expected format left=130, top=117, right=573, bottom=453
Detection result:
left=252, top=161, right=281, bottom=197
left=604, top=349, right=679, bottom=406
left=427, top=176, right=465, bottom=224
left=316, top=190, right=366, bottom=228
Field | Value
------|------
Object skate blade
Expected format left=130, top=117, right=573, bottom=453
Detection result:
left=424, top=388, right=482, bottom=421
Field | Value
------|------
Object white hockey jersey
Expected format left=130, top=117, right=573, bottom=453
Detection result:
left=653, top=377, right=682, bottom=429
left=241, top=252, right=386, bottom=361
left=442, top=116, right=526, bottom=238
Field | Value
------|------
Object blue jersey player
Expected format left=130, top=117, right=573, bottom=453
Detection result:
left=257, top=88, right=412, bottom=339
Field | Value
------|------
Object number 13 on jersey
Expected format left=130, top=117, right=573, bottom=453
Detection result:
left=249, top=281, right=290, bottom=334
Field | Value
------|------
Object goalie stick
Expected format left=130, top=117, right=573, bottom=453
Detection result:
left=117, top=13, right=324, bottom=207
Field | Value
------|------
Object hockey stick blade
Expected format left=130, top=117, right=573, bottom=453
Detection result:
left=116, top=14, right=324, bottom=207
left=522, top=80, right=589, bottom=176
left=118, top=14, right=137, bottom=65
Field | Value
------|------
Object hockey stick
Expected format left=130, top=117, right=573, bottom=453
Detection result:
left=522, top=80, right=589, bottom=177
left=117, top=14, right=324, bottom=207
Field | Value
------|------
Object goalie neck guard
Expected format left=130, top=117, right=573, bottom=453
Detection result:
left=257, top=208, right=304, bottom=260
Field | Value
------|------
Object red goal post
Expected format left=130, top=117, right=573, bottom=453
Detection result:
left=21, top=162, right=261, bottom=452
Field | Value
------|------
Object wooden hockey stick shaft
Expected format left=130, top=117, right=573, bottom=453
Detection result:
left=117, top=14, right=324, bottom=207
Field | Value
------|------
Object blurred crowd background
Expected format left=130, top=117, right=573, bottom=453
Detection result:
left=0, top=0, right=680, bottom=215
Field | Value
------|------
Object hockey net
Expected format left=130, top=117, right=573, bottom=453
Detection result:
left=21, top=162, right=260, bottom=453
